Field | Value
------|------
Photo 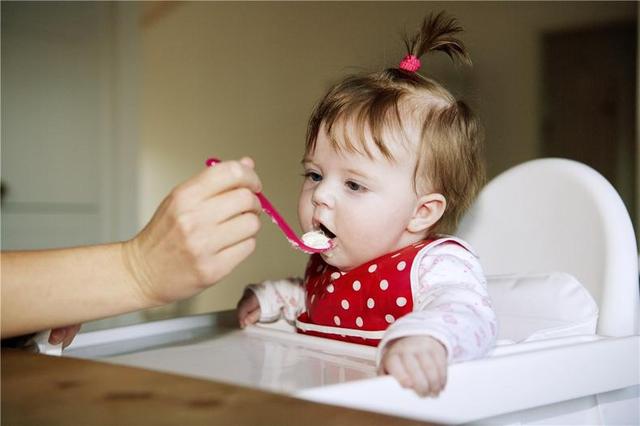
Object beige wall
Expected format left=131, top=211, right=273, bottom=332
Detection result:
left=140, top=2, right=637, bottom=315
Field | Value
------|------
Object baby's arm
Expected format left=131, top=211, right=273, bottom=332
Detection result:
left=236, top=278, right=305, bottom=327
left=379, top=242, right=497, bottom=396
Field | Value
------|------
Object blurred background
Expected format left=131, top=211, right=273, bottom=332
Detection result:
left=1, top=1, right=637, bottom=329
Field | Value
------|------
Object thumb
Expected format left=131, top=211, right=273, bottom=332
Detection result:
left=239, top=157, right=255, bottom=169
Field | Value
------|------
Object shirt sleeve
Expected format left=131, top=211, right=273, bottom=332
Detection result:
left=377, top=241, right=497, bottom=366
left=247, top=277, right=306, bottom=323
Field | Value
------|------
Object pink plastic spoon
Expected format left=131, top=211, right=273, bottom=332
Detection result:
left=206, top=158, right=334, bottom=254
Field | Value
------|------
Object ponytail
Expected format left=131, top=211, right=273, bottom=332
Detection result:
left=399, top=12, right=471, bottom=74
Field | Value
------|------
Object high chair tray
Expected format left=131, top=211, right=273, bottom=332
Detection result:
left=64, top=310, right=639, bottom=425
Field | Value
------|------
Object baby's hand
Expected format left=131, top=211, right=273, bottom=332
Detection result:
left=379, top=335, right=448, bottom=397
left=236, top=289, right=261, bottom=328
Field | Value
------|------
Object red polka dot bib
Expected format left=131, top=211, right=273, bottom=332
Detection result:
left=296, top=238, right=437, bottom=346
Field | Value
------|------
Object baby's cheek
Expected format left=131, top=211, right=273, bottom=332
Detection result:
left=343, top=227, right=379, bottom=264
left=297, top=195, right=313, bottom=231
left=352, top=213, right=387, bottom=240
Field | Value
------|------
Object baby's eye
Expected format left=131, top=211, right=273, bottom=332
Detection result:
left=304, top=171, right=322, bottom=182
left=345, top=180, right=365, bottom=192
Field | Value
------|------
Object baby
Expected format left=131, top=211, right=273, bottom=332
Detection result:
left=237, top=12, right=497, bottom=397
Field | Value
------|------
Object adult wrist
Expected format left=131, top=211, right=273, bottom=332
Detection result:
left=120, top=239, right=164, bottom=309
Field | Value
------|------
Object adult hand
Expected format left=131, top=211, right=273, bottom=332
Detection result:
left=123, top=158, right=263, bottom=306
left=49, top=324, right=82, bottom=349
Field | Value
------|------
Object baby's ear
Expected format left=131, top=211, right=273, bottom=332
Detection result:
left=407, top=193, right=446, bottom=234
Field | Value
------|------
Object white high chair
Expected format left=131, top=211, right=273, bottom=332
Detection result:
left=62, top=158, right=639, bottom=425
left=458, top=157, right=639, bottom=337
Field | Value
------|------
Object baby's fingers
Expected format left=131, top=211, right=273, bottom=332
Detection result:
left=237, top=293, right=260, bottom=328
left=383, top=354, right=413, bottom=389
left=417, top=353, right=445, bottom=397
left=402, top=354, right=432, bottom=397
left=241, top=308, right=261, bottom=328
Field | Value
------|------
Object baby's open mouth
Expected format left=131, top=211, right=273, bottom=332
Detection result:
left=319, top=223, right=336, bottom=239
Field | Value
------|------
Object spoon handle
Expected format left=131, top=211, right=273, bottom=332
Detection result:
left=206, top=158, right=331, bottom=254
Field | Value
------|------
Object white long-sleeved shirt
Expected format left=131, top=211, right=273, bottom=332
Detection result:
left=248, top=240, right=497, bottom=366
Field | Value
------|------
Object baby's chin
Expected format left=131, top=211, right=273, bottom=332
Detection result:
left=320, top=242, right=399, bottom=271
left=320, top=249, right=359, bottom=272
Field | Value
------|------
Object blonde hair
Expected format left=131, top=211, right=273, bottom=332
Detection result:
left=305, top=12, right=485, bottom=235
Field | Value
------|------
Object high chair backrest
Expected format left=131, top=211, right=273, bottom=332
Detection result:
left=457, top=158, right=639, bottom=337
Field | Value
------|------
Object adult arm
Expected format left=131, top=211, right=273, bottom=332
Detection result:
left=1, top=159, right=262, bottom=338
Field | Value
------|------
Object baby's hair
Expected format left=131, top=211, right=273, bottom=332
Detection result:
left=402, top=12, right=471, bottom=67
left=305, top=12, right=485, bottom=236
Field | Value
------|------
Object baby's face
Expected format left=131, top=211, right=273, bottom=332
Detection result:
left=298, top=126, right=422, bottom=271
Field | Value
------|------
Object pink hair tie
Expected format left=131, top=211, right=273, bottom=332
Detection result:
left=399, top=54, right=421, bottom=72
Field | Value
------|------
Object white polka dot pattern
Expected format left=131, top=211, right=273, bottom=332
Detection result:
left=293, top=238, right=441, bottom=346
left=258, top=237, right=495, bottom=362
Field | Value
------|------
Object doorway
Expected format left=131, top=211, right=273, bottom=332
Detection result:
left=541, top=22, right=636, bottom=231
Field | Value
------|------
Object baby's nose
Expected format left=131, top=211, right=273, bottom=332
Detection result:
left=311, top=182, right=334, bottom=208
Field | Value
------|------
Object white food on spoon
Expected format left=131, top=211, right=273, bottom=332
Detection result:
left=301, top=230, right=332, bottom=250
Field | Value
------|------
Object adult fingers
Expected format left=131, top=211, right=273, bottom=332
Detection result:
left=239, top=157, right=255, bottom=169
left=48, top=328, right=65, bottom=345
left=177, top=160, right=262, bottom=205
left=61, top=324, right=82, bottom=349
left=206, top=212, right=262, bottom=254
left=202, top=237, right=257, bottom=285
left=49, top=324, right=81, bottom=348
left=201, top=188, right=261, bottom=225
left=178, top=210, right=260, bottom=259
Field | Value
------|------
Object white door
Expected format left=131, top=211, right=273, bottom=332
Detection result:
left=1, top=2, right=138, bottom=250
